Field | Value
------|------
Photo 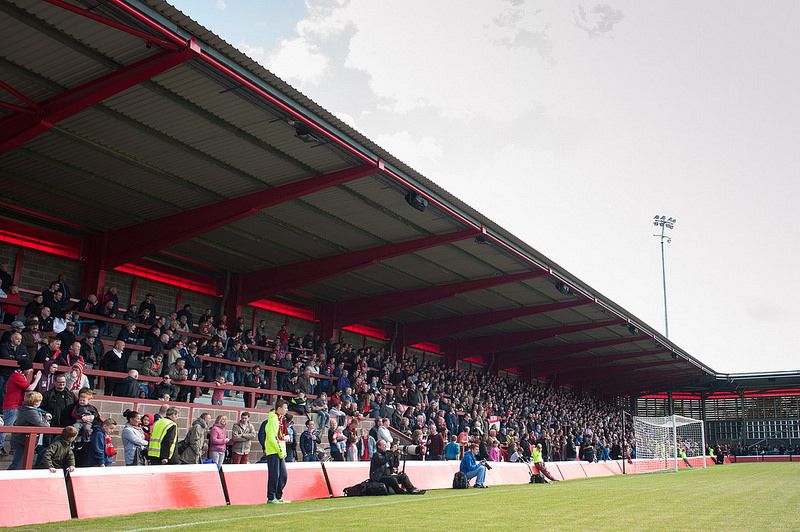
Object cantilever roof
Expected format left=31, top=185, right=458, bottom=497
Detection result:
left=0, top=0, right=717, bottom=395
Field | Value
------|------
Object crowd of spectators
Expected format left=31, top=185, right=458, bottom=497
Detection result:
left=3, top=268, right=642, bottom=471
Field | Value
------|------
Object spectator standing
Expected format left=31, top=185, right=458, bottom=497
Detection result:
left=2, top=359, right=41, bottom=454
left=180, top=413, right=211, bottom=465
left=265, top=400, right=289, bottom=504
left=147, top=407, right=180, bottom=465
left=209, top=415, right=229, bottom=467
left=8, top=391, right=51, bottom=470
left=100, top=340, right=127, bottom=395
left=121, top=410, right=148, bottom=466
left=300, top=419, right=320, bottom=461
left=42, top=373, right=76, bottom=428
left=89, top=418, right=117, bottom=467
left=0, top=330, right=26, bottom=399
left=230, top=412, right=257, bottom=464
left=40, top=426, right=78, bottom=473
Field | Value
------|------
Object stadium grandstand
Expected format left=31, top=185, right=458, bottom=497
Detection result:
left=0, top=0, right=798, bottom=528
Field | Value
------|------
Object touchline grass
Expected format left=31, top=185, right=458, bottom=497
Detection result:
left=11, top=463, right=800, bottom=531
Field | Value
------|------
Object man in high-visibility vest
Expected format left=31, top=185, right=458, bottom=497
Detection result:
left=265, top=399, right=289, bottom=504
left=148, top=407, right=180, bottom=465
left=532, top=443, right=559, bottom=482
left=679, top=445, right=693, bottom=468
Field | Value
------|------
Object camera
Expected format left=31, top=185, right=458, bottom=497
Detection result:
left=397, top=444, right=423, bottom=456
left=480, top=459, right=493, bottom=470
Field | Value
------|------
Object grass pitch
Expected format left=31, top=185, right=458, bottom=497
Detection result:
left=12, top=463, right=800, bottom=531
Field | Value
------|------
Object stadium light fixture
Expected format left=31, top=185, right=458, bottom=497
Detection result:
left=555, top=281, right=572, bottom=296
left=294, top=124, right=321, bottom=143
left=405, top=191, right=429, bottom=212
left=652, top=214, right=677, bottom=337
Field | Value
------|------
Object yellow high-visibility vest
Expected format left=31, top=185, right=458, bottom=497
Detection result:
left=148, top=418, right=177, bottom=459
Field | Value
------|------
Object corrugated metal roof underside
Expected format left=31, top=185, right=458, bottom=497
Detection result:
left=0, top=0, right=716, bottom=394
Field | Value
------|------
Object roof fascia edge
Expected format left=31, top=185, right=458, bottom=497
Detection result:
left=122, top=0, right=715, bottom=377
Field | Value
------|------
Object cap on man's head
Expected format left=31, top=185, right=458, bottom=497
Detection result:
left=11, top=320, right=24, bottom=329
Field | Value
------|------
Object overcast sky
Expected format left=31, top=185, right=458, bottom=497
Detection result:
left=170, top=0, right=800, bottom=374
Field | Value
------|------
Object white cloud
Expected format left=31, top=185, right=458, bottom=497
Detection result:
left=289, top=0, right=568, bottom=120
left=374, top=130, right=443, bottom=169
left=237, top=41, right=268, bottom=65
left=267, top=37, right=330, bottom=86
left=215, top=0, right=226, bottom=11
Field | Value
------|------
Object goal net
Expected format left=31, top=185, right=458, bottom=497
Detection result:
left=626, top=413, right=706, bottom=473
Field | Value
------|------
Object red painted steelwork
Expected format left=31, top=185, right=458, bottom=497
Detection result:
left=0, top=220, right=80, bottom=259
left=113, top=263, right=217, bottom=296
left=0, top=200, right=84, bottom=230
left=0, top=42, right=199, bottom=156
left=250, top=299, right=315, bottom=321
left=450, top=319, right=624, bottom=359
left=409, top=342, right=442, bottom=354
left=0, top=80, right=41, bottom=113
left=342, top=324, right=388, bottom=340
left=497, top=336, right=644, bottom=368
left=44, top=0, right=181, bottom=50
left=239, top=229, right=477, bottom=302
left=330, top=270, right=546, bottom=327
left=556, top=360, right=682, bottom=381
left=529, top=349, right=671, bottom=375
left=401, top=299, right=590, bottom=346
left=94, top=164, right=380, bottom=268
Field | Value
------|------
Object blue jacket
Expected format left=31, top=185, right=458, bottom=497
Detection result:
left=88, top=427, right=113, bottom=467
left=460, top=450, right=480, bottom=474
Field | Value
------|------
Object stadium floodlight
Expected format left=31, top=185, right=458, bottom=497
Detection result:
left=652, top=214, right=677, bottom=337
left=555, top=281, right=572, bottom=296
left=624, top=413, right=706, bottom=473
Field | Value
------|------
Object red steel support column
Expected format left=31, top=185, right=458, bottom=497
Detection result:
left=12, top=250, right=24, bottom=286
left=224, top=273, right=243, bottom=330
left=0, top=41, right=200, bottom=156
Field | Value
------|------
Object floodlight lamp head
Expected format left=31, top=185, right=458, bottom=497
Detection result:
left=474, top=234, right=490, bottom=245
left=627, top=324, right=640, bottom=336
left=555, top=281, right=572, bottom=296
left=404, top=191, right=429, bottom=212
left=294, top=124, right=319, bottom=143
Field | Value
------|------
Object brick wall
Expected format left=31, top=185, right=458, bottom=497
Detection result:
left=0, top=243, right=80, bottom=294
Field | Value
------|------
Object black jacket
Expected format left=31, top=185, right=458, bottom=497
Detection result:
left=369, top=449, right=399, bottom=481
left=113, top=376, right=140, bottom=398
left=42, top=388, right=77, bottom=427
left=101, top=350, right=127, bottom=374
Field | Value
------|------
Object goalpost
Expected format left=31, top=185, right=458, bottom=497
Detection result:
left=625, top=413, right=706, bottom=473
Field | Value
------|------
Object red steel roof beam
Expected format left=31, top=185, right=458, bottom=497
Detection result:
left=331, top=270, right=546, bottom=328
left=44, top=0, right=181, bottom=50
left=239, top=228, right=478, bottom=302
left=588, top=368, right=700, bottom=389
left=497, top=336, right=644, bottom=369
left=448, top=319, right=624, bottom=359
left=0, top=40, right=200, bottom=156
left=401, top=299, right=590, bottom=346
left=528, top=349, right=671, bottom=375
left=556, top=360, right=683, bottom=382
left=92, top=163, right=380, bottom=268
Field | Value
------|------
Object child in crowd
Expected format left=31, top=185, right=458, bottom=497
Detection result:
left=211, top=375, right=230, bottom=406
left=41, top=426, right=78, bottom=473
left=89, top=418, right=117, bottom=467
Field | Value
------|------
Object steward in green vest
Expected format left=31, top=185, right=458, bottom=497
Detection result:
left=148, top=407, right=180, bottom=465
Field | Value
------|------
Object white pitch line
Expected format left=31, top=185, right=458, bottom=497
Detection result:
left=125, top=486, right=527, bottom=532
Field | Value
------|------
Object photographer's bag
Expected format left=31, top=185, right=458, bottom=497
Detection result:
left=452, top=471, right=469, bottom=489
